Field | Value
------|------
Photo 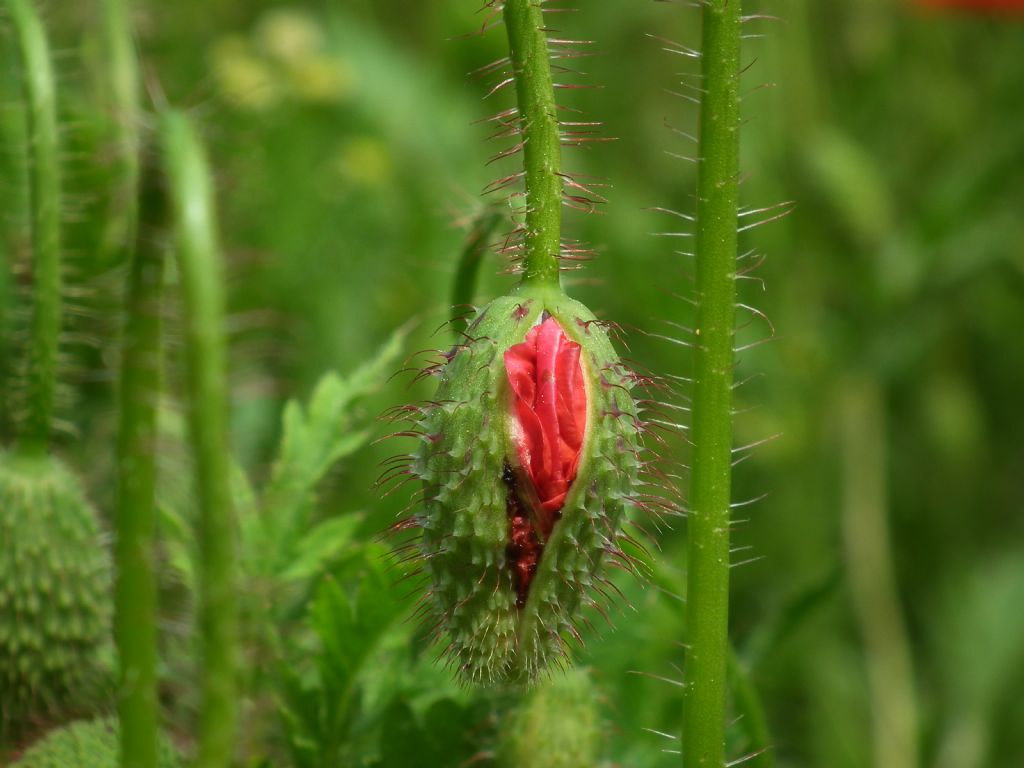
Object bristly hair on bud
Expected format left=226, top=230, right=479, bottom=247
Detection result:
left=381, top=0, right=659, bottom=685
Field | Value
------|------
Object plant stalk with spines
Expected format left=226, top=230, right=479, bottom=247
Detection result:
left=503, top=0, right=563, bottom=289
left=684, top=0, right=742, bottom=766
left=114, top=155, right=165, bottom=768
left=160, top=110, right=237, bottom=768
left=6, top=0, right=61, bottom=455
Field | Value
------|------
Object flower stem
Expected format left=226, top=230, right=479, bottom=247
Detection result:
left=684, top=1, right=742, bottom=766
left=114, top=153, right=165, bottom=768
left=502, top=0, right=562, bottom=290
left=6, top=0, right=61, bottom=454
left=160, top=110, right=237, bottom=768
left=97, top=0, right=141, bottom=268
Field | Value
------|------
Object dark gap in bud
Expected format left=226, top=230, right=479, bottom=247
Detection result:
left=503, top=462, right=542, bottom=608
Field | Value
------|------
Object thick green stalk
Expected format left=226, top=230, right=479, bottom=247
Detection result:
left=450, top=209, right=502, bottom=335
left=684, top=1, right=741, bottom=766
left=98, top=0, right=141, bottom=267
left=6, top=0, right=60, bottom=452
left=502, top=0, right=562, bottom=289
left=159, top=111, right=237, bottom=768
left=114, top=156, right=165, bottom=768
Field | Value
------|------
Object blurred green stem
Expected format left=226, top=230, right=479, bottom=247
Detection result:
left=160, top=111, right=237, bottom=768
left=6, top=0, right=60, bottom=454
left=115, top=154, right=165, bottom=768
left=98, top=0, right=141, bottom=267
left=684, top=0, right=741, bottom=766
left=503, top=0, right=562, bottom=290
left=728, top=650, right=774, bottom=768
left=840, top=378, right=919, bottom=768
left=450, top=209, right=502, bottom=336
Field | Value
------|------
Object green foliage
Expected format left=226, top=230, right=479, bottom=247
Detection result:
left=10, top=718, right=180, bottom=768
left=280, top=550, right=406, bottom=768
left=376, top=697, right=485, bottom=768
left=0, top=453, right=110, bottom=731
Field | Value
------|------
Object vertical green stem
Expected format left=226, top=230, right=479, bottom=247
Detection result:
left=450, top=209, right=502, bottom=336
left=840, top=378, right=919, bottom=768
left=502, top=0, right=562, bottom=289
left=115, top=155, right=165, bottom=768
left=6, top=0, right=60, bottom=453
left=684, top=1, right=741, bottom=766
left=98, top=0, right=141, bottom=267
left=728, top=649, right=774, bottom=768
left=159, top=111, right=237, bottom=768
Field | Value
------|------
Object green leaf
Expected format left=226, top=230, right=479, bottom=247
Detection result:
left=260, top=325, right=407, bottom=574
left=279, top=513, right=364, bottom=584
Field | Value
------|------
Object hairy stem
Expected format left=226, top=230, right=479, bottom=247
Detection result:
left=684, top=1, right=742, bottom=766
left=114, top=154, right=165, bottom=768
left=6, top=0, right=60, bottom=453
left=97, top=0, right=141, bottom=267
left=451, top=209, right=502, bottom=336
left=160, top=111, right=237, bottom=768
left=503, top=0, right=562, bottom=289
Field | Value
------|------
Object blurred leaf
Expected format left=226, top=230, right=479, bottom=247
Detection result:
left=743, top=565, right=842, bottom=670
left=279, top=513, right=364, bottom=584
left=933, top=554, right=1024, bottom=768
left=159, top=501, right=195, bottom=592
left=378, top=698, right=482, bottom=768
left=804, top=129, right=892, bottom=249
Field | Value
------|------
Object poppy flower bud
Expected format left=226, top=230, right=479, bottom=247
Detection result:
left=0, top=454, right=111, bottom=730
left=410, top=289, right=641, bottom=684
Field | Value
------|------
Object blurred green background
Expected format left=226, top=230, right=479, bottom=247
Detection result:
left=3, top=1, right=1024, bottom=766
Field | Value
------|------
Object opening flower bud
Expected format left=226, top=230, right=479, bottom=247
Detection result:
left=406, top=293, right=642, bottom=684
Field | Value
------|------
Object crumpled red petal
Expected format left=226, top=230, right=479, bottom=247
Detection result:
left=504, top=317, right=587, bottom=535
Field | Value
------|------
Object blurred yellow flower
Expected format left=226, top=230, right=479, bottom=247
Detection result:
left=255, top=8, right=324, bottom=65
left=209, top=36, right=280, bottom=111
left=288, top=55, right=351, bottom=105
left=336, top=137, right=393, bottom=188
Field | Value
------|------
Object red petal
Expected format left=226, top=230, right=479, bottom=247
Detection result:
left=504, top=316, right=588, bottom=527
